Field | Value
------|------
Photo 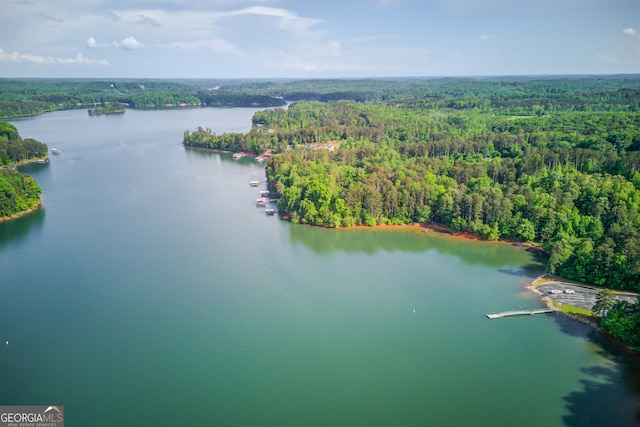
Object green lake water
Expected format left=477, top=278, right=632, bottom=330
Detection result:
left=1, top=108, right=639, bottom=426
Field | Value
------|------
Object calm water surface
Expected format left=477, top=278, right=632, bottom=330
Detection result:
left=1, top=108, right=639, bottom=426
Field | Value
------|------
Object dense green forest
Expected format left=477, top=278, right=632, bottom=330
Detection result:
left=0, top=120, right=48, bottom=165
left=0, top=79, right=286, bottom=117
left=217, top=75, right=640, bottom=107
left=602, top=296, right=640, bottom=350
left=88, top=101, right=125, bottom=115
left=0, top=169, right=42, bottom=219
left=184, top=77, right=640, bottom=297
left=0, top=121, right=45, bottom=219
left=4, top=76, right=639, bottom=118
left=185, top=76, right=640, bottom=349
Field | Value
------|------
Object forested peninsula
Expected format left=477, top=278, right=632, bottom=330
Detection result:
left=183, top=76, right=640, bottom=291
left=185, top=76, right=640, bottom=348
left=0, top=121, right=45, bottom=220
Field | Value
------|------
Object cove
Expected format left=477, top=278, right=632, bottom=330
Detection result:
left=1, top=108, right=638, bottom=426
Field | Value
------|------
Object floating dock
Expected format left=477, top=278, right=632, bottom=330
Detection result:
left=486, top=309, right=554, bottom=319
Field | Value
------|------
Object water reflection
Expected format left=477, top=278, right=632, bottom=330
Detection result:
left=289, top=224, right=547, bottom=270
left=498, top=260, right=548, bottom=279
left=555, top=315, right=640, bottom=426
left=0, top=206, right=45, bottom=249
left=184, top=147, right=238, bottom=164
left=17, top=161, right=51, bottom=175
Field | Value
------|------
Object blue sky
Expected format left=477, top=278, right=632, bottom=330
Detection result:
left=0, top=0, right=638, bottom=78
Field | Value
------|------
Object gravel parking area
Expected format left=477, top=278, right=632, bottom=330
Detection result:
left=537, top=281, right=638, bottom=311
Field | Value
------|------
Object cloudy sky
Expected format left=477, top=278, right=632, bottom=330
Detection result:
left=1, top=0, right=638, bottom=78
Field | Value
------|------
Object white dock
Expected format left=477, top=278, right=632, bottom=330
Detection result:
left=486, top=309, right=554, bottom=319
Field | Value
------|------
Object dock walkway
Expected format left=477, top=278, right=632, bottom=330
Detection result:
left=486, top=309, right=554, bottom=319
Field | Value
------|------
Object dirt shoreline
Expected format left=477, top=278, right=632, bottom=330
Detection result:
left=182, top=145, right=255, bottom=156
left=339, top=221, right=547, bottom=252
left=0, top=200, right=42, bottom=223
left=0, top=156, right=49, bottom=169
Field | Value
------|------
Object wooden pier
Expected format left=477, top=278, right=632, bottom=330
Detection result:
left=486, top=309, right=554, bottom=319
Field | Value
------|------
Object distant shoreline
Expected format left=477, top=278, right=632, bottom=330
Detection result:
left=0, top=108, right=61, bottom=119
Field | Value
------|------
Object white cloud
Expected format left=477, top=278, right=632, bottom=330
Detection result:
left=268, top=52, right=365, bottom=73
left=0, top=48, right=108, bottom=65
left=86, top=36, right=143, bottom=50
left=86, top=36, right=109, bottom=48
left=266, top=43, right=432, bottom=75
left=271, top=53, right=319, bottom=71
left=597, top=53, right=620, bottom=63
left=117, top=36, right=144, bottom=50
left=163, top=38, right=239, bottom=54
left=215, top=6, right=322, bottom=33
left=343, top=35, right=401, bottom=44
left=3, top=0, right=636, bottom=78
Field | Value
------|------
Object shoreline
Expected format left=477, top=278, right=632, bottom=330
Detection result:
left=343, top=221, right=638, bottom=353
left=0, top=157, right=47, bottom=223
left=0, top=108, right=61, bottom=119
left=183, top=145, right=255, bottom=156
left=0, top=199, right=42, bottom=223
left=526, top=274, right=639, bottom=352
left=0, top=155, right=49, bottom=169
left=336, top=221, right=546, bottom=252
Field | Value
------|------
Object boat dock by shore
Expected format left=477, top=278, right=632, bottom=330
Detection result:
left=486, top=309, right=554, bottom=319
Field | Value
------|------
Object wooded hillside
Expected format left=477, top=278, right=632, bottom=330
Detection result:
left=185, top=76, right=640, bottom=292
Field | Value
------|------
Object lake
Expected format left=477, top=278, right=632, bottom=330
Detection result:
left=2, top=108, right=639, bottom=426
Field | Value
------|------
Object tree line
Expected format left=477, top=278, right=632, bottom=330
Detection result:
left=0, top=120, right=45, bottom=219
left=0, top=79, right=286, bottom=117
left=4, top=76, right=639, bottom=118
left=184, top=78, right=640, bottom=294
left=217, top=83, right=640, bottom=346
left=0, top=120, right=48, bottom=165
left=0, top=169, right=42, bottom=219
